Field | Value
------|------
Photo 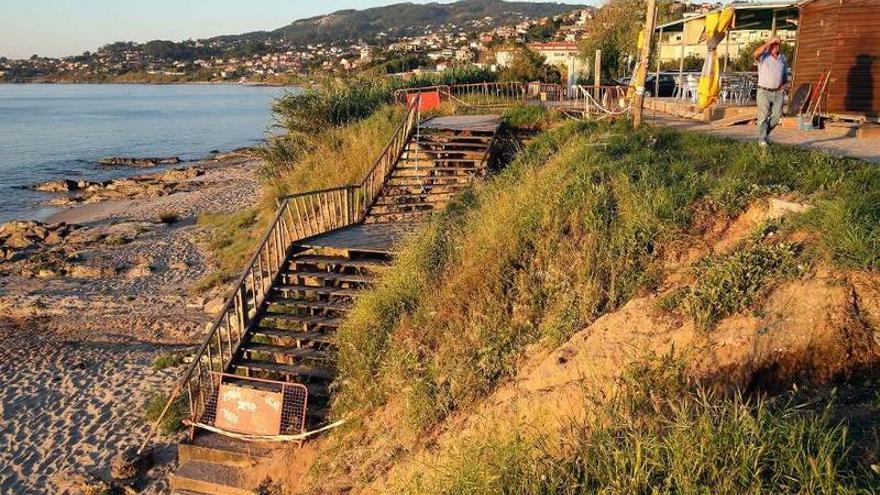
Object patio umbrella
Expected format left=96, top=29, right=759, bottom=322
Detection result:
left=697, top=6, right=735, bottom=109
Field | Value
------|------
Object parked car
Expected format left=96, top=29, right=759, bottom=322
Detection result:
left=617, top=73, right=678, bottom=97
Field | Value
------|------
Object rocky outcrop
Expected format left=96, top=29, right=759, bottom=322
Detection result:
left=29, top=167, right=205, bottom=206
left=0, top=221, right=79, bottom=261
left=98, top=156, right=181, bottom=167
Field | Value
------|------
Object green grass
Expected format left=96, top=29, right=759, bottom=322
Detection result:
left=192, top=208, right=259, bottom=293
left=273, top=66, right=493, bottom=135
left=682, top=236, right=803, bottom=329
left=143, top=390, right=187, bottom=434
left=152, top=351, right=185, bottom=370
left=501, top=104, right=565, bottom=130
left=398, top=354, right=879, bottom=495
left=322, top=119, right=880, bottom=486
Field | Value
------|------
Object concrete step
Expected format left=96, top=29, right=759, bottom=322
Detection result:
left=178, top=432, right=276, bottom=467
left=170, top=460, right=256, bottom=495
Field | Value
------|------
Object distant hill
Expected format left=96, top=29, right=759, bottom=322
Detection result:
left=220, top=0, right=584, bottom=44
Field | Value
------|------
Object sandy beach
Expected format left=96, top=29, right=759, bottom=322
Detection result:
left=0, top=153, right=262, bottom=494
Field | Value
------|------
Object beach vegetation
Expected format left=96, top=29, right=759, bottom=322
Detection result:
left=192, top=208, right=260, bottom=292
left=317, top=118, right=880, bottom=489
left=681, top=238, right=802, bottom=329
left=152, top=351, right=186, bottom=370
left=143, top=390, right=187, bottom=434
left=273, top=66, right=493, bottom=135
left=397, top=354, right=877, bottom=494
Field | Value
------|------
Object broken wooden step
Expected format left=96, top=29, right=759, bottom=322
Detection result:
left=394, top=166, right=477, bottom=172
left=266, top=299, right=351, bottom=313
left=222, top=375, right=331, bottom=399
left=253, top=327, right=335, bottom=344
left=282, top=270, right=376, bottom=284
left=272, top=284, right=360, bottom=297
left=414, top=140, right=491, bottom=149
left=241, top=343, right=332, bottom=361
left=291, top=255, right=387, bottom=270
left=261, top=312, right=344, bottom=328
left=177, top=431, right=276, bottom=467
left=236, top=358, right=335, bottom=380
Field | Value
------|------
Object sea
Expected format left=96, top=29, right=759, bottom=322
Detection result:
left=0, top=83, right=289, bottom=223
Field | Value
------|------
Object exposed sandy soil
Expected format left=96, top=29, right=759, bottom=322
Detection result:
left=0, top=154, right=262, bottom=494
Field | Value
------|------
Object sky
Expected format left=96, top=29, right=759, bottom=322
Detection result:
left=1, top=0, right=588, bottom=59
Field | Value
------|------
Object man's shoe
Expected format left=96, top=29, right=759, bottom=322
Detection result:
left=758, top=139, right=768, bottom=147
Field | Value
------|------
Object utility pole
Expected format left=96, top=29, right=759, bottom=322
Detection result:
left=632, top=0, right=658, bottom=128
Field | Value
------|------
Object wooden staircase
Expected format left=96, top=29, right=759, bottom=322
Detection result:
left=163, top=114, right=500, bottom=495
left=365, top=117, right=496, bottom=223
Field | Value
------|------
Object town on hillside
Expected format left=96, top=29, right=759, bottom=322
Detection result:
left=1, top=2, right=730, bottom=84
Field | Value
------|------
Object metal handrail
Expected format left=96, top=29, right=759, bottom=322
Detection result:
left=137, top=95, right=421, bottom=453
left=394, top=82, right=632, bottom=119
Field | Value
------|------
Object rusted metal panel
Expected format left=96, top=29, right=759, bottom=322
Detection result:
left=214, top=383, right=284, bottom=436
left=792, top=0, right=880, bottom=118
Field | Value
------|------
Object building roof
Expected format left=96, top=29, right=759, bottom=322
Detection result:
left=655, top=1, right=799, bottom=32
left=528, top=41, right=580, bottom=51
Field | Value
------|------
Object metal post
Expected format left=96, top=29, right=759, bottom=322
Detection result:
left=771, top=9, right=778, bottom=37
left=724, top=30, right=731, bottom=73
left=632, top=0, right=657, bottom=128
left=678, top=38, right=685, bottom=100
left=654, top=27, right=664, bottom=98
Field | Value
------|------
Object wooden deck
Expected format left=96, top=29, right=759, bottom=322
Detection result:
left=296, top=223, right=423, bottom=254
left=421, top=115, right=502, bottom=133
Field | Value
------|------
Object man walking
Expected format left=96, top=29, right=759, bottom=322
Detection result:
left=753, top=36, right=788, bottom=146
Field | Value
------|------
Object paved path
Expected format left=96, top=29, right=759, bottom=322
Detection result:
left=648, top=112, right=880, bottom=163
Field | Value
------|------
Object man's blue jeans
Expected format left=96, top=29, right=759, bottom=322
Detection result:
left=756, top=88, right=784, bottom=142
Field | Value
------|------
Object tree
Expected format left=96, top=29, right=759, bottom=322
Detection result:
left=579, top=0, right=681, bottom=81
left=498, top=47, right=561, bottom=84
left=732, top=39, right=795, bottom=72
left=525, top=19, right=562, bottom=42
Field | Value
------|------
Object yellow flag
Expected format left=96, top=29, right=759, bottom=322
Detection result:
left=697, top=6, right=735, bottom=109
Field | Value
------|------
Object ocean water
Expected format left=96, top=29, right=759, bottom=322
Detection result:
left=0, top=84, right=289, bottom=223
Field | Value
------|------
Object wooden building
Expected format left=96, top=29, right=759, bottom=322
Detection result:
left=792, top=0, right=880, bottom=121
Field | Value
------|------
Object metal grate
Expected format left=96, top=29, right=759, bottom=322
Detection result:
left=281, top=383, right=309, bottom=435
left=198, top=373, right=309, bottom=437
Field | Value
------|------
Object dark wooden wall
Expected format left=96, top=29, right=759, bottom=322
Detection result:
left=792, top=0, right=880, bottom=119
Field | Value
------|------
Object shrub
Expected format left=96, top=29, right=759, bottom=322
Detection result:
left=192, top=209, right=260, bottom=292
left=143, top=390, right=187, bottom=434
left=272, top=66, right=494, bottom=135
left=152, top=351, right=185, bottom=370
left=683, top=240, right=802, bottom=329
